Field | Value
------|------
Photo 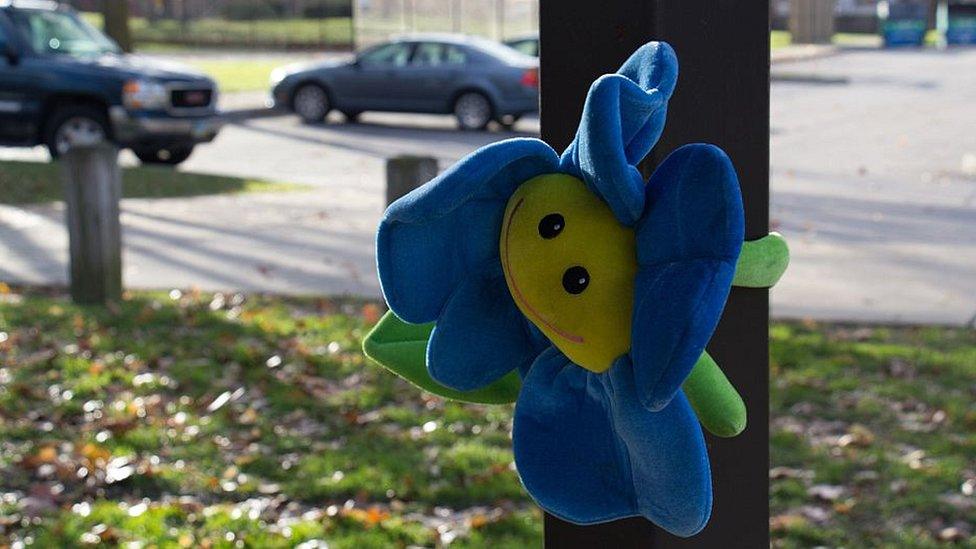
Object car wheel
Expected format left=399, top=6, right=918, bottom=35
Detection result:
left=45, top=105, right=110, bottom=159
left=293, top=84, right=330, bottom=123
left=454, top=92, right=492, bottom=131
left=133, top=145, right=195, bottom=166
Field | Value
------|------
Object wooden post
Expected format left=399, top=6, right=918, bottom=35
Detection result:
left=60, top=144, right=123, bottom=305
left=789, top=0, right=837, bottom=44
left=540, top=0, right=770, bottom=547
left=386, top=156, right=438, bottom=205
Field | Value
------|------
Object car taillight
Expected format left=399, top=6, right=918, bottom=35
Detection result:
left=520, top=68, right=539, bottom=88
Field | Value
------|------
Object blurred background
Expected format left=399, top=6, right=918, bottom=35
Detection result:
left=0, top=0, right=974, bottom=547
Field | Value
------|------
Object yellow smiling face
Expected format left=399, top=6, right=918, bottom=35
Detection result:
left=500, top=173, right=638, bottom=373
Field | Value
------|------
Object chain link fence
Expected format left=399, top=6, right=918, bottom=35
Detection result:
left=353, top=0, right=538, bottom=48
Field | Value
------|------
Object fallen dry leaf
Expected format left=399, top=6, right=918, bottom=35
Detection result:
left=361, top=303, right=382, bottom=325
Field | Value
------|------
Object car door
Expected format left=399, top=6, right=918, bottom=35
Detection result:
left=344, top=41, right=415, bottom=111
left=400, top=42, right=462, bottom=113
left=0, top=12, right=37, bottom=144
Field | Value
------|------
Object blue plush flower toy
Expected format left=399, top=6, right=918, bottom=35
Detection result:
left=363, top=41, right=789, bottom=537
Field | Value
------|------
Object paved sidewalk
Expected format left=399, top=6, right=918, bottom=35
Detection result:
left=0, top=191, right=380, bottom=297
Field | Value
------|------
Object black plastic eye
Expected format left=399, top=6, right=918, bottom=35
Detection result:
left=538, top=213, right=565, bottom=239
left=562, top=266, right=590, bottom=295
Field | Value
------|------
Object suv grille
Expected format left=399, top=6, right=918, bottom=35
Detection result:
left=170, top=88, right=213, bottom=109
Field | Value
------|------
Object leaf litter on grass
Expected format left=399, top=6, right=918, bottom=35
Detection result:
left=0, top=287, right=538, bottom=548
left=1, top=289, right=974, bottom=547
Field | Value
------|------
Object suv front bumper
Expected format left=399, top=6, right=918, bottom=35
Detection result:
left=109, top=106, right=223, bottom=147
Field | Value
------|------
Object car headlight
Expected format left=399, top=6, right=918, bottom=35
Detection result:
left=122, top=79, right=169, bottom=110
left=269, top=67, right=288, bottom=87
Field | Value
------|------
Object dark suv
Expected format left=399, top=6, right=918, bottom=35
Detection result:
left=0, top=0, right=220, bottom=165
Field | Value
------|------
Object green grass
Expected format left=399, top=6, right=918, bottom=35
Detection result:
left=0, top=288, right=539, bottom=547
left=181, top=59, right=288, bottom=93
left=0, top=160, right=305, bottom=205
left=771, top=30, right=793, bottom=50
left=772, top=29, right=943, bottom=50
left=0, top=288, right=973, bottom=546
left=770, top=322, right=976, bottom=548
left=772, top=30, right=882, bottom=49
left=83, top=13, right=353, bottom=48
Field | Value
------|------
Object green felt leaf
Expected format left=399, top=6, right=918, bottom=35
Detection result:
left=733, top=232, right=790, bottom=288
left=362, top=311, right=522, bottom=405
left=682, top=351, right=747, bottom=438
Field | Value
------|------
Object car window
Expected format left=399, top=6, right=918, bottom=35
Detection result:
left=444, top=45, right=467, bottom=65
left=412, top=42, right=443, bottom=66
left=359, top=42, right=412, bottom=67
left=509, top=40, right=538, bottom=57
left=9, top=8, right=118, bottom=57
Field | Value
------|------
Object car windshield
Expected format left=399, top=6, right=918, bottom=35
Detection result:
left=9, top=8, right=119, bottom=57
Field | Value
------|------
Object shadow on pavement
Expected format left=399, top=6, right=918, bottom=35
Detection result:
left=228, top=115, right=538, bottom=161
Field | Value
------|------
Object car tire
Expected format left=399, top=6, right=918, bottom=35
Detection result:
left=293, top=83, right=331, bottom=124
left=44, top=104, right=110, bottom=159
left=454, top=92, right=493, bottom=131
left=133, top=145, right=195, bottom=166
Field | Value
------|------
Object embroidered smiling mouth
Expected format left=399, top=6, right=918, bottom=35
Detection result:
left=503, top=197, right=585, bottom=345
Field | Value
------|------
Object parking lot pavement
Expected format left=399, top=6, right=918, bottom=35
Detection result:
left=184, top=112, right=540, bottom=188
left=770, top=48, right=976, bottom=325
left=2, top=47, right=975, bottom=325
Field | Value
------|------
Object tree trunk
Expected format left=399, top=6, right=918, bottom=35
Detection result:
left=102, top=0, right=134, bottom=52
left=789, top=0, right=836, bottom=44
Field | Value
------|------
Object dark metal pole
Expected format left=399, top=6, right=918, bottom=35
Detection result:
left=539, top=1, right=770, bottom=547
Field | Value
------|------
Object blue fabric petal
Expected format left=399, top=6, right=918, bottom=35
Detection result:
left=514, top=348, right=631, bottom=524
left=513, top=348, right=712, bottom=537
left=559, top=41, right=679, bottom=225
left=631, top=144, right=744, bottom=412
left=426, top=265, right=544, bottom=391
left=377, top=138, right=559, bottom=324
